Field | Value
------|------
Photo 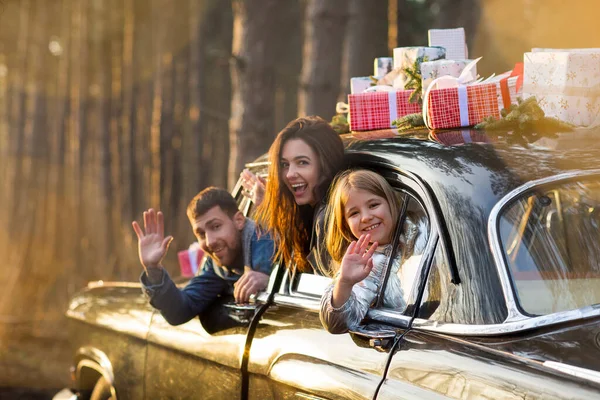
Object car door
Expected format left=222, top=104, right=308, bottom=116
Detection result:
left=142, top=174, right=265, bottom=399
left=246, top=170, right=438, bottom=400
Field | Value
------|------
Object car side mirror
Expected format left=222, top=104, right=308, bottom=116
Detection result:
left=349, top=323, right=398, bottom=352
left=223, top=302, right=258, bottom=324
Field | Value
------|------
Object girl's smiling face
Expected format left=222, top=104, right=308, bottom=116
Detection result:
left=280, top=138, right=320, bottom=206
left=344, top=188, right=394, bottom=245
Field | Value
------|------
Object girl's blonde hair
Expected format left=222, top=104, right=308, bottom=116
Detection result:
left=325, top=169, right=401, bottom=265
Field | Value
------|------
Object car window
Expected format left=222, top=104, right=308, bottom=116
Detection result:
left=379, top=191, right=430, bottom=314
left=498, top=177, right=600, bottom=316
left=416, top=242, right=455, bottom=321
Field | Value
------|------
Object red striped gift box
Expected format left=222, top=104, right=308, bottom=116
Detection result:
left=178, top=244, right=204, bottom=277
left=425, top=83, right=500, bottom=129
left=349, top=90, right=421, bottom=131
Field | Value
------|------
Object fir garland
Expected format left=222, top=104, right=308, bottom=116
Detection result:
left=391, top=113, right=426, bottom=131
left=403, top=56, right=428, bottom=104
left=475, top=97, right=574, bottom=134
left=330, top=114, right=350, bottom=134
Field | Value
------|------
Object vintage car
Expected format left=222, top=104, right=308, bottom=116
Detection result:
left=56, top=127, right=600, bottom=400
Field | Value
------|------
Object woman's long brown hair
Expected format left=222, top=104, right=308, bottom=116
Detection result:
left=255, top=116, right=345, bottom=272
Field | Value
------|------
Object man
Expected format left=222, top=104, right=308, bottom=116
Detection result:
left=132, top=187, right=274, bottom=326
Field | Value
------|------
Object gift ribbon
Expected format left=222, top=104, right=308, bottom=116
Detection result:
left=499, top=63, right=524, bottom=110
left=188, top=247, right=199, bottom=275
left=522, top=83, right=600, bottom=97
left=388, top=91, right=398, bottom=125
left=422, top=57, right=482, bottom=129
left=336, top=102, right=349, bottom=114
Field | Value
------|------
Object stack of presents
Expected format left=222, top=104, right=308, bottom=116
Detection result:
left=346, top=27, right=600, bottom=132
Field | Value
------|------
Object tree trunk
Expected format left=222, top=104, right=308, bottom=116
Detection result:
left=273, top=0, right=304, bottom=131
left=149, top=0, right=164, bottom=209
left=185, top=0, right=205, bottom=199
left=200, top=0, right=232, bottom=188
left=433, top=0, right=481, bottom=51
left=341, top=0, right=388, bottom=97
left=298, top=0, right=348, bottom=120
left=228, top=0, right=281, bottom=189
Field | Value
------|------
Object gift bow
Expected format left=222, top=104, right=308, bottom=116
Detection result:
left=422, top=57, right=482, bottom=129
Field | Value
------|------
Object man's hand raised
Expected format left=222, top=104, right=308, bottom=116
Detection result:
left=132, top=209, right=174, bottom=283
left=233, top=267, right=269, bottom=304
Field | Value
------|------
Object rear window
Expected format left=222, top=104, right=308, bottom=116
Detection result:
left=498, top=177, right=600, bottom=316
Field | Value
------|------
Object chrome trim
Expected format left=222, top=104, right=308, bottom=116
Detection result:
left=543, top=361, right=600, bottom=385
left=255, top=292, right=270, bottom=304
left=273, top=293, right=320, bottom=312
left=244, top=161, right=270, bottom=169
left=75, top=347, right=115, bottom=384
left=367, top=309, right=412, bottom=329
left=413, top=304, right=600, bottom=336
left=87, top=280, right=142, bottom=289
left=295, top=273, right=332, bottom=297
left=488, top=169, right=600, bottom=324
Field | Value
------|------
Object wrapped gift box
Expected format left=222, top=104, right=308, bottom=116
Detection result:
left=392, top=46, right=446, bottom=89
left=351, top=77, right=374, bottom=94
left=425, top=83, right=500, bottom=129
left=523, top=50, right=600, bottom=126
left=428, top=28, right=468, bottom=59
left=487, top=63, right=524, bottom=112
left=421, top=59, right=474, bottom=93
left=374, top=57, right=393, bottom=78
left=349, top=90, right=421, bottom=131
left=178, top=243, right=204, bottom=277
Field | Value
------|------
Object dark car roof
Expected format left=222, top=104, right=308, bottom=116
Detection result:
left=343, top=127, right=600, bottom=208
left=342, top=127, right=600, bottom=325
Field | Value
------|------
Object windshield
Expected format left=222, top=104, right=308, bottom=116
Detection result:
left=498, top=177, right=600, bottom=316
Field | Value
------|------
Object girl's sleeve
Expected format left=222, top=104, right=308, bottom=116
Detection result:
left=319, top=274, right=379, bottom=334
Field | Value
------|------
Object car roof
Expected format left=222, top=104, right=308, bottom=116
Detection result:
left=343, top=127, right=600, bottom=213
left=342, top=127, right=600, bottom=325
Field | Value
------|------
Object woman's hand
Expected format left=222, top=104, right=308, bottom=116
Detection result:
left=240, top=168, right=266, bottom=206
left=331, top=234, right=378, bottom=308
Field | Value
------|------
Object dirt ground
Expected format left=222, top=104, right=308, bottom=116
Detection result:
left=0, top=325, right=71, bottom=400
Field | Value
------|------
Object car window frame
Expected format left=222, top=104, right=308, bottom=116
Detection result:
left=410, top=169, right=600, bottom=337
left=269, top=165, right=456, bottom=329
left=490, top=169, right=600, bottom=322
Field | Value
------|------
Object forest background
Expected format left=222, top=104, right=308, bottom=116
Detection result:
left=1, top=0, right=600, bottom=391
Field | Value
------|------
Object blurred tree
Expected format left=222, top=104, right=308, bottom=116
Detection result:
left=341, top=0, right=388, bottom=97
left=228, top=0, right=285, bottom=188
left=273, top=1, right=304, bottom=132
left=299, top=0, right=348, bottom=119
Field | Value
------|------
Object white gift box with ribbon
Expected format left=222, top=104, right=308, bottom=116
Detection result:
left=350, top=77, right=374, bottom=94
left=420, top=59, right=474, bottom=93
left=523, top=50, right=600, bottom=126
left=428, top=28, right=468, bottom=59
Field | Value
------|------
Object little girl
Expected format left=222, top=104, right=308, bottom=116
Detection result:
left=320, top=169, right=419, bottom=334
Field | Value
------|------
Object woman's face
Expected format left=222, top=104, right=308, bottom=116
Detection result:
left=280, top=138, right=320, bottom=206
left=344, top=188, right=394, bottom=245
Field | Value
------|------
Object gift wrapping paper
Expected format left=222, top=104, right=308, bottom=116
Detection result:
left=349, top=90, right=422, bottom=131
left=425, top=83, right=500, bottom=129
left=428, top=28, right=468, bottom=59
left=392, top=46, right=446, bottom=89
left=351, top=77, right=374, bottom=94
left=374, top=57, right=393, bottom=78
left=523, top=51, right=600, bottom=126
left=420, top=59, right=474, bottom=93
left=488, top=69, right=523, bottom=112
left=178, top=243, right=204, bottom=277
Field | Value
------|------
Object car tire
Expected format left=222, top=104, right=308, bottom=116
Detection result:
left=89, top=376, right=115, bottom=400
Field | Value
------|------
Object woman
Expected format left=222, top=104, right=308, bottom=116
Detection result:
left=241, top=116, right=345, bottom=274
